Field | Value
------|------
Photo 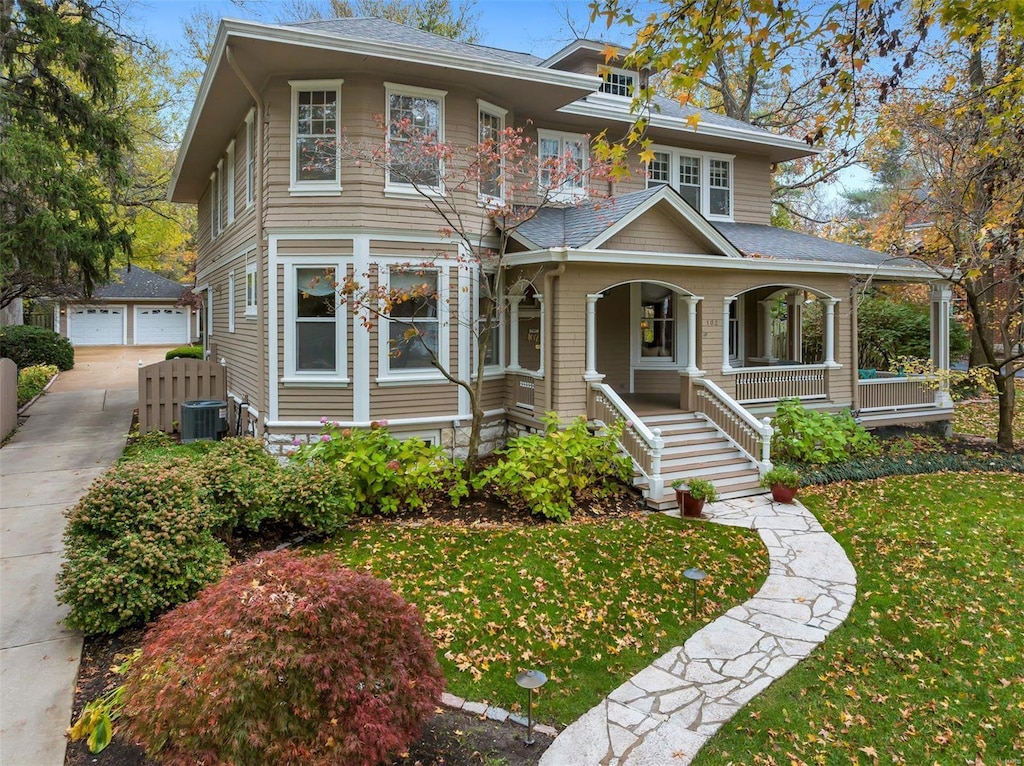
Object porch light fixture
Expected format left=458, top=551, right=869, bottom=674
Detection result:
left=683, top=567, right=707, bottom=618
left=515, top=669, right=547, bottom=745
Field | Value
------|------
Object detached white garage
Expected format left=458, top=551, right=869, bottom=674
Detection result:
left=61, top=266, right=192, bottom=347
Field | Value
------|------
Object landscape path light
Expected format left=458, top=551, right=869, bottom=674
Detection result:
left=683, top=567, right=707, bottom=618
left=515, top=669, right=547, bottom=745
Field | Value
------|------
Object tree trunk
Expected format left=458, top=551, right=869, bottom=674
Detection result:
left=995, top=371, right=1016, bottom=450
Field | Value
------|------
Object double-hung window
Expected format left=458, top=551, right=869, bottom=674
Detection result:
left=245, top=108, right=256, bottom=207
left=225, top=140, right=235, bottom=225
left=537, top=129, right=588, bottom=201
left=289, top=80, right=342, bottom=194
left=386, top=268, right=442, bottom=373
left=599, top=67, right=636, bottom=97
left=210, top=169, right=220, bottom=239
left=477, top=100, right=506, bottom=203
left=285, top=265, right=345, bottom=379
left=245, top=258, right=257, bottom=317
left=385, top=83, right=446, bottom=192
left=645, top=147, right=734, bottom=219
left=476, top=271, right=501, bottom=370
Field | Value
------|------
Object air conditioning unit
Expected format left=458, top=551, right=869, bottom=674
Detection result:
left=181, top=400, right=228, bottom=443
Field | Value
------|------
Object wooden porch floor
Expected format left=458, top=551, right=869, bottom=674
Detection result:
left=618, top=393, right=687, bottom=417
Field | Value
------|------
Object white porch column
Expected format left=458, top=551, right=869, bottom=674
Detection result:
left=931, top=284, right=953, bottom=406
left=507, top=295, right=523, bottom=371
left=787, top=290, right=803, bottom=362
left=681, top=295, right=702, bottom=374
left=722, top=297, right=734, bottom=372
left=823, top=297, right=839, bottom=368
left=758, top=299, right=773, bottom=359
left=535, top=293, right=545, bottom=377
left=584, top=293, right=604, bottom=381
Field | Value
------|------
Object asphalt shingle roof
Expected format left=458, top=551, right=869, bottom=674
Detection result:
left=283, top=17, right=542, bottom=67
left=94, top=266, right=188, bottom=300
left=711, top=222, right=916, bottom=268
left=514, top=186, right=664, bottom=248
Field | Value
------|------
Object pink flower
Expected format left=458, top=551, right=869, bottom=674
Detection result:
left=625, top=420, right=633, bottom=428
left=320, top=434, right=331, bottom=442
left=386, top=460, right=401, bottom=470
left=292, top=438, right=301, bottom=446
left=378, top=419, right=389, bottom=427
left=320, top=416, right=328, bottom=424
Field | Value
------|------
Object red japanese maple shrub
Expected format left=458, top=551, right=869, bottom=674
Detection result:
left=122, top=550, right=445, bottom=766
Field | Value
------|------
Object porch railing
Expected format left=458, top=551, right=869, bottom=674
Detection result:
left=858, top=376, right=938, bottom=411
left=694, top=377, right=773, bottom=472
left=587, top=382, right=665, bottom=498
left=733, top=364, right=827, bottom=403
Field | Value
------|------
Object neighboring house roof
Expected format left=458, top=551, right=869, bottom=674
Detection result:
left=283, top=17, right=542, bottom=67
left=90, top=267, right=188, bottom=301
left=711, top=222, right=919, bottom=269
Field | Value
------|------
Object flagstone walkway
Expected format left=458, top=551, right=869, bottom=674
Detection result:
left=540, top=494, right=856, bottom=766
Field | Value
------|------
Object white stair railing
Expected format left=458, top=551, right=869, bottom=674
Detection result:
left=587, top=382, right=665, bottom=498
left=693, top=377, right=774, bottom=473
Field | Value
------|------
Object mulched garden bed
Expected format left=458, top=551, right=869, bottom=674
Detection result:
left=65, top=482, right=645, bottom=766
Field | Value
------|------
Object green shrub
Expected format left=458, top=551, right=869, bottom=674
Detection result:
left=771, top=398, right=879, bottom=466
left=16, top=363, right=58, bottom=406
left=759, top=465, right=801, bottom=489
left=0, top=325, right=74, bottom=370
left=856, top=296, right=970, bottom=369
left=478, top=413, right=632, bottom=522
left=673, top=477, right=719, bottom=502
left=57, top=460, right=230, bottom=635
left=277, top=460, right=356, bottom=536
left=799, top=452, right=1024, bottom=485
left=195, top=437, right=283, bottom=532
left=292, top=420, right=467, bottom=514
left=164, top=344, right=203, bottom=360
left=122, top=550, right=445, bottom=766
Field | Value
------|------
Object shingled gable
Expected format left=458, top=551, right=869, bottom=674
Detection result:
left=508, top=186, right=743, bottom=256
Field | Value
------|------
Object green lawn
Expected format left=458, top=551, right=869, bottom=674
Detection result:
left=954, top=379, right=1024, bottom=443
left=323, top=513, right=767, bottom=726
left=694, top=472, right=1024, bottom=766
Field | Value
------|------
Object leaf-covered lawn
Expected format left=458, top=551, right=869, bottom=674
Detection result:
left=324, top=513, right=767, bottom=726
left=695, top=473, right=1024, bottom=766
left=954, top=379, right=1024, bottom=442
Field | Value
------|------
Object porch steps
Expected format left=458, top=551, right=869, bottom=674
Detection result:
left=635, top=412, right=765, bottom=510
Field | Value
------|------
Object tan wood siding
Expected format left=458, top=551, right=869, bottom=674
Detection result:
left=601, top=203, right=712, bottom=253
left=595, top=284, right=630, bottom=391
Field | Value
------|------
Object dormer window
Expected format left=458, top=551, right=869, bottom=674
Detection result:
left=599, top=68, right=636, bottom=97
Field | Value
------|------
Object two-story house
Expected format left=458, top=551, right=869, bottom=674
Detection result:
left=170, top=17, right=955, bottom=506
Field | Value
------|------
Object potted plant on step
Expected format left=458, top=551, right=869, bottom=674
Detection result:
left=671, top=478, right=719, bottom=518
left=760, top=466, right=801, bottom=503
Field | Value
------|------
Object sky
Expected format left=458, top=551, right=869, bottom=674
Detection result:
left=127, top=0, right=644, bottom=58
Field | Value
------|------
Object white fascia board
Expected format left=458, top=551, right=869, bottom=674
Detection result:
left=582, top=186, right=743, bottom=257
left=540, top=39, right=607, bottom=68
left=558, top=100, right=818, bottom=157
left=503, top=247, right=942, bottom=279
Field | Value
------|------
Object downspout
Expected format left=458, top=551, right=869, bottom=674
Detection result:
left=225, top=45, right=266, bottom=436
left=543, top=255, right=567, bottom=412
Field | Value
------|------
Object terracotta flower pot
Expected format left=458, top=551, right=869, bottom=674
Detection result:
left=676, top=489, right=705, bottom=518
left=770, top=484, right=798, bottom=504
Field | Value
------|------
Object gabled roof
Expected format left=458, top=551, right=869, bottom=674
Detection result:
left=92, top=267, right=188, bottom=301
left=284, top=17, right=542, bottom=67
left=711, top=223, right=921, bottom=269
left=510, top=186, right=743, bottom=256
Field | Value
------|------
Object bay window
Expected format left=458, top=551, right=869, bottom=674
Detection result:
left=284, top=264, right=345, bottom=379
left=290, top=80, right=342, bottom=193
left=385, top=83, right=446, bottom=191
left=478, top=100, right=507, bottom=202
left=386, top=268, right=443, bottom=374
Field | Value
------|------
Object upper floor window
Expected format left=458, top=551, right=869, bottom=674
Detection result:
left=538, top=129, right=588, bottom=201
left=599, top=68, right=636, bottom=97
left=225, top=140, right=236, bottom=225
left=385, top=83, right=446, bottom=192
left=210, top=168, right=220, bottom=239
left=478, top=100, right=507, bottom=203
left=289, top=80, right=342, bottom=194
left=245, top=108, right=256, bottom=207
left=646, top=147, right=734, bottom=219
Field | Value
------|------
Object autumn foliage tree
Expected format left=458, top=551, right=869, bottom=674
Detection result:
left=304, top=116, right=608, bottom=472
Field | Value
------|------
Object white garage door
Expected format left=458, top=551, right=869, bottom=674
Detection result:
left=69, top=306, right=125, bottom=346
left=135, top=307, right=188, bottom=345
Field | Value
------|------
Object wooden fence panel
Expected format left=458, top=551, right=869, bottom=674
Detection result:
left=138, top=358, right=227, bottom=435
left=0, top=358, right=17, bottom=442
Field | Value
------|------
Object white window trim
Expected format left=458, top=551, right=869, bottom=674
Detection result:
left=216, top=159, right=225, bottom=235
left=630, top=283, right=683, bottom=370
left=245, top=258, right=257, bottom=317
left=595, top=66, right=637, bottom=99
left=226, top=140, right=236, bottom=225
left=209, top=170, right=219, bottom=240
left=228, top=270, right=236, bottom=333
left=537, top=128, right=590, bottom=202
left=645, top=145, right=735, bottom=221
left=384, top=82, right=447, bottom=196
left=477, top=99, right=507, bottom=206
left=283, top=260, right=348, bottom=382
left=377, top=261, right=451, bottom=384
left=473, top=268, right=503, bottom=377
left=244, top=108, right=255, bottom=208
left=289, top=79, right=343, bottom=196
left=729, top=298, right=745, bottom=364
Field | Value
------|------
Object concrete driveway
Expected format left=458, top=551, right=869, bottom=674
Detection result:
left=0, top=345, right=175, bottom=765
